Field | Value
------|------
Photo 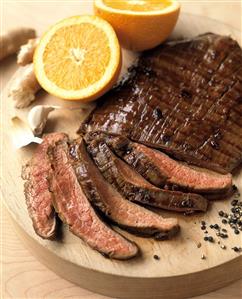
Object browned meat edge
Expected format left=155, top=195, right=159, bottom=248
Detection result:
left=85, top=132, right=233, bottom=195
left=21, top=133, right=66, bottom=239
left=86, top=139, right=208, bottom=214
left=48, top=138, right=139, bottom=260
left=69, top=139, right=179, bottom=240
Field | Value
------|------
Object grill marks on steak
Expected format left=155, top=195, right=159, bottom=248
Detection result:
left=86, top=132, right=232, bottom=194
left=69, top=139, right=179, bottom=240
left=86, top=139, right=208, bottom=213
left=48, top=138, right=138, bottom=260
left=21, top=133, right=66, bottom=239
left=80, top=34, right=242, bottom=174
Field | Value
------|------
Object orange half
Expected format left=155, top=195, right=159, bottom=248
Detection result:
left=34, top=15, right=121, bottom=101
left=94, top=0, right=180, bottom=51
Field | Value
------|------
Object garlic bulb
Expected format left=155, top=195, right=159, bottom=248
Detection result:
left=28, top=105, right=55, bottom=135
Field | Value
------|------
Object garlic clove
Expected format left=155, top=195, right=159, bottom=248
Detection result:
left=28, top=105, right=55, bottom=136
left=11, top=116, right=43, bottom=149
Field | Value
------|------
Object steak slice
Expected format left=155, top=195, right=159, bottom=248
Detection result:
left=48, top=138, right=138, bottom=260
left=85, top=132, right=232, bottom=194
left=21, top=132, right=66, bottom=239
left=70, top=139, right=179, bottom=240
left=87, top=139, right=208, bottom=214
left=80, top=33, right=242, bottom=174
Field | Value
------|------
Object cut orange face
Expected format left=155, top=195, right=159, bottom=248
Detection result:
left=34, top=15, right=121, bottom=101
left=94, top=0, right=180, bottom=51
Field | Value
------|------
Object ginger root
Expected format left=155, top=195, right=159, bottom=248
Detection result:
left=0, top=28, right=36, bottom=61
left=17, top=38, right=40, bottom=66
left=8, top=63, right=41, bottom=108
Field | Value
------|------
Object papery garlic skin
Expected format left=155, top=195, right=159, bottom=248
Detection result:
left=28, top=105, right=55, bottom=135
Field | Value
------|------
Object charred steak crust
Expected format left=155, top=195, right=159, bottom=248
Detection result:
left=69, top=139, right=179, bottom=240
left=48, top=138, right=139, bottom=260
left=80, top=33, right=242, bottom=174
left=85, top=131, right=232, bottom=195
left=86, top=138, right=208, bottom=214
left=21, top=133, right=66, bottom=239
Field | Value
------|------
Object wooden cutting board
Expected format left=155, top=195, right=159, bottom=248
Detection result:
left=1, top=6, right=242, bottom=298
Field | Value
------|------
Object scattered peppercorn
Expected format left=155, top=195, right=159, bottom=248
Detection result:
left=201, top=225, right=206, bottom=230
left=222, top=219, right=227, bottom=224
left=232, top=247, right=241, bottom=253
left=213, top=224, right=219, bottom=229
left=232, top=200, right=238, bottom=206
left=210, top=224, right=214, bottom=229
left=234, top=229, right=240, bottom=235
left=201, top=221, right=206, bottom=226
left=208, top=236, right=214, bottom=243
left=197, top=242, right=202, bottom=248
left=201, top=254, right=206, bottom=260
left=220, top=233, right=228, bottom=239
left=219, top=211, right=224, bottom=217
left=204, top=236, right=209, bottom=241
left=153, top=255, right=160, bottom=260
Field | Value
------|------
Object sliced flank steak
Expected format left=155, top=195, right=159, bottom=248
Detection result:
left=21, top=132, right=66, bottom=239
left=70, top=139, right=179, bottom=240
left=85, top=132, right=233, bottom=195
left=48, top=138, right=138, bottom=260
left=86, top=139, right=208, bottom=214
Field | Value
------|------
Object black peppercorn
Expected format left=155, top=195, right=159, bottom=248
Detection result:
left=208, top=236, right=214, bottom=242
left=231, top=200, right=238, bottom=206
left=153, top=255, right=160, bottom=260
left=218, top=211, right=224, bottom=217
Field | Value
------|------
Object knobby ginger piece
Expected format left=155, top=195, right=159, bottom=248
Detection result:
left=0, top=28, right=36, bottom=61
left=8, top=63, right=41, bottom=108
left=17, top=38, right=40, bottom=66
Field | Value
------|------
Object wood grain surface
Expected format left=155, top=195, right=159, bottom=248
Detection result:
left=1, top=1, right=242, bottom=298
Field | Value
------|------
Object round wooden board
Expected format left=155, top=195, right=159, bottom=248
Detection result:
left=1, top=7, right=242, bottom=299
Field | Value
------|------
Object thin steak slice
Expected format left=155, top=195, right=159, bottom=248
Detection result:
left=48, top=138, right=138, bottom=260
left=21, top=132, right=66, bottom=239
left=80, top=33, right=242, bottom=174
left=85, top=132, right=232, bottom=194
left=70, top=139, right=179, bottom=240
left=87, top=139, right=208, bottom=214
